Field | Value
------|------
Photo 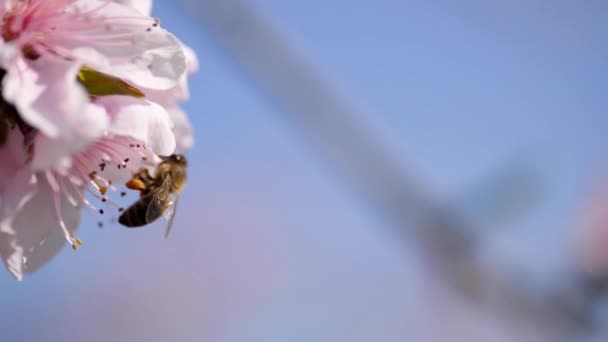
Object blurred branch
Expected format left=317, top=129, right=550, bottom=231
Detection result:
left=181, top=0, right=606, bottom=340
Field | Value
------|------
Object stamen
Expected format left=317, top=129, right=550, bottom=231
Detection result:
left=45, top=170, right=61, bottom=193
left=60, top=179, right=80, bottom=208
left=52, top=190, right=81, bottom=250
left=71, top=238, right=82, bottom=251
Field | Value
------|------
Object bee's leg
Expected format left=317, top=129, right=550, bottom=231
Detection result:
left=125, top=168, right=157, bottom=192
left=126, top=177, right=147, bottom=192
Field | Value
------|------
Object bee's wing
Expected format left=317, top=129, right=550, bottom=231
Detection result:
left=164, top=196, right=179, bottom=239
left=145, top=175, right=172, bottom=223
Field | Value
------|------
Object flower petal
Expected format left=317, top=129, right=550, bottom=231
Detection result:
left=0, top=129, right=36, bottom=216
left=175, top=42, right=199, bottom=100
left=0, top=129, right=27, bottom=194
left=3, top=57, right=108, bottom=142
left=31, top=102, right=108, bottom=172
left=167, top=105, right=193, bottom=153
left=142, top=41, right=198, bottom=103
left=58, top=1, right=186, bottom=90
left=0, top=175, right=80, bottom=280
left=112, top=0, right=153, bottom=16
left=96, top=95, right=176, bottom=156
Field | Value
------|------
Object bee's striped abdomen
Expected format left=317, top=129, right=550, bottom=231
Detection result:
left=118, top=194, right=155, bottom=227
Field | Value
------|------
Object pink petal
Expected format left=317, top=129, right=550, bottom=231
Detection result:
left=167, top=105, right=193, bottom=153
left=0, top=130, right=37, bottom=214
left=96, top=95, right=176, bottom=156
left=0, top=176, right=80, bottom=280
left=31, top=103, right=108, bottom=172
left=183, top=43, right=199, bottom=75
left=0, top=129, right=27, bottom=195
left=174, top=42, right=199, bottom=101
left=143, top=41, right=198, bottom=102
left=0, top=168, right=37, bottom=218
left=58, top=1, right=186, bottom=90
left=112, top=0, right=153, bottom=16
left=3, top=57, right=108, bottom=142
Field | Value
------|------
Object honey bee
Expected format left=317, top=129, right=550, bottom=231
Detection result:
left=118, top=154, right=187, bottom=237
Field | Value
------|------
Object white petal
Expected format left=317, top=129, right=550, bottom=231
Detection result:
left=3, top=57, right=107, bottom=143
left=31, top=103, right=109, bottom=171
left=0, top=41, right=19, bottom=67
left=106, top=38, right=185, bottom=90
left=59, top=1, right=186, bottom=89
left=2, top=58, right=46, bottom=130
left=2, top=57, right=110, bottom=170
left=183, top=43, right=199, bottom=75
left=128, top=41, right=197, bottom=102
left=173, top=43, right=198, bottom=101
left=0, top=129, right=28, bottom=195
left=0, top=176, right=80, bottom=280
left=96, top=96, right=176, bottom=156
left=167, top=105, right=193, bottom=153
left=113, top=0, right=152, bottom=16
left=1, top=168, right=37, bottom=216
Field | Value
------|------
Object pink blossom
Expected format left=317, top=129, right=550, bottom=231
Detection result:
left=144, top=42, right=198, bottom=152
left=1, top=0, right=185, bottom=88
left=1, top=133, right=159, bottom=280
left=95, top=95, right=176, bottom=156
left=0, top=0, right=196, bottom=280
left=0, top=0, right=186, bottom=165
left=113, top=0, right=152, bottom=16
left=0, top=128, right=36, bottom=214
left=0, top=88, right=179, bottom=280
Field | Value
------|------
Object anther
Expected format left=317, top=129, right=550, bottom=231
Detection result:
left=71, top=238, right=83, bottom=250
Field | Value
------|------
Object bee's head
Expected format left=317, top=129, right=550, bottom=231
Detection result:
left=161, top=154, right=188, bottom=166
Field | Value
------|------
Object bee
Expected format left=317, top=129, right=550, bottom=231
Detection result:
left=118, top=154, right=188, bottom=238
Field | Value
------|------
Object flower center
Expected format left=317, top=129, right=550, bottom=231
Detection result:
left=2, top=9, right=40, bottom=59
left=2, top=13, right=22, bottom=42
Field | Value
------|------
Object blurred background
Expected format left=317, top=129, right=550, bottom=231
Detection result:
left=1, top=1, right=607, bottom=341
